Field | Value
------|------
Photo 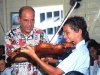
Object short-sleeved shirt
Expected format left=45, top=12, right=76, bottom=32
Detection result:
left=89, top=60, right=99, bottom=75
left=5, top=26, right=49, bottom=75
left=57, top=40, right=90, bottom=75
left=0, top=67, right=14, bottom=75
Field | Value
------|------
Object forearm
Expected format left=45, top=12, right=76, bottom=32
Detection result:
left=19, top=45, right=64, bottom=74
left=9, top=53, right=30, bottom=62
left=31, top=54, right=58, bottom=75
left=13, top=57, right=28, bottom=62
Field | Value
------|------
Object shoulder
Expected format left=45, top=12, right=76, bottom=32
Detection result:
left=5, top=67, right=13, bottom=71
left=5, top=26, right=20, bottom=39
left=33, top=27, right=44, bottom=34
left=79, top=44, right=88, bottom=53
left=71, top=45, right=88, bottom=57
left=76, top=40, right=89, bottom=54
left=2, top=67, right=13, bottom=75
left=33, top=27, right=47, bottom=36
left=3, top=67, right=13, bottom=73
left=33, top=27, right=49, bottom=42
left=5, top=26, right=20, bottom=35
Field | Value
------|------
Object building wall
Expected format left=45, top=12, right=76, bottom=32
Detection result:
left=0, top=0, right=100, bottom=45
left=0, top=0, right=5, bottom=45
left=63, top=0, right=100, bottom=43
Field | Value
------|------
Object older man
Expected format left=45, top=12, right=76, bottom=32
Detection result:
left=5, top=6, right=49, bottom=75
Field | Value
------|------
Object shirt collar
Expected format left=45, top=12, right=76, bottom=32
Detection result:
left=76, top=40, right=85, bottom=49
left=72, top=40, right=85, bottom=52
left=15, top=26, right=35, bottom=36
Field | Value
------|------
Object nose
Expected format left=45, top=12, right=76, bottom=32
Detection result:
left=27, top=20, right=32, bottom=26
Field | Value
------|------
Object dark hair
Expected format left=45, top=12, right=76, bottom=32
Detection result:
left=19, top=6, right=35, bottom=18
left=84, top=31, right=90, bottom=42
left=57, top=26, right=63, bottom=36
left=0, top=45, right=5, bottom=54
left=87, top=41, right=99, bottom=50
left=88, top=39, right=96, bottom=44
left=0, top=56, right=5, bottom=60
left=0, top=45, right=5, bottom=50
left=63, top=16, right=87, bottom=39
left=66, top=71, right=84, bottom=75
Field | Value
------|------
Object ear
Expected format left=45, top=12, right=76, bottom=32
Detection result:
left=18, top=16, right=21, bottom=23
left=78, top=29, right=82, bottom=35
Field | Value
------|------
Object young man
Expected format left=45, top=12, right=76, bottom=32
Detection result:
left=20, top=16, right=90, bottom=75
left=5, top=6, right=49, bottom=75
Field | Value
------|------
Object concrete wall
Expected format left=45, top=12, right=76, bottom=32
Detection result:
left=0, top=0, right=100, bottom=45
left=0, top=0, right=5, bottom=45
left=63, top=0, right=100, bottom=43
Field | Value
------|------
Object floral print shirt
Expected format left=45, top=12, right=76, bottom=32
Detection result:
left=5, top=26, right=49, bottom=75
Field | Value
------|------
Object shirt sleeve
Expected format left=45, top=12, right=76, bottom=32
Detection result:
left=57, top=50, right=81, bottom=73
left=5, top=31, right=18, bottom=50
left=5, top=31, right=17, bottom=61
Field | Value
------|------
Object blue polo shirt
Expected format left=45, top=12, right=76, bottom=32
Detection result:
left=57, top=40, right=90, bottom=75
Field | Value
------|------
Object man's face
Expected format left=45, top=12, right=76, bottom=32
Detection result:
left=18, top=9, right=35, bottom=35
left=0, top=59, right=6, bottom=71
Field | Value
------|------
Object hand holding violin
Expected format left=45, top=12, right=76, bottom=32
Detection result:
left=20, top=45, right=37, bottom=58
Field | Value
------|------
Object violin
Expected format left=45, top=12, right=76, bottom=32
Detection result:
left=6, top=42, right=74, bottom=58
left=35, top=42, right=74, bottom=58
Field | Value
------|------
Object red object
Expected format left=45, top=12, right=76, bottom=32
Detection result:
left=19, top=39, right=26, bottom=46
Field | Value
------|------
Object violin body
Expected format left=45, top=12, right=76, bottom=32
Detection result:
left=35, top=42, right=74, bottom=58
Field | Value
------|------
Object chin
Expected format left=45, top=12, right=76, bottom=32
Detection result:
left=0, top=69, right=5, bottom=71
left=26, top=30, right=32, bottom=33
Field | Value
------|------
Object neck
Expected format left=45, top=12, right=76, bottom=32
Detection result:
left=20, top=28, right=30, bottom=36
left=75, top=38, right=84, bottom=45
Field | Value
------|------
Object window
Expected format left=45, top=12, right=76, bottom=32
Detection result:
left=40, top=13, right=45, bottom=22
left=47, top=28, right=53, bottom=35
left=34, top=5, right=63, bottom=43
left=61, top=10, right=63, bottom=21
left=54, top=11, right=60, bottom=22
left=47, top=12, right=52, bottom=18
